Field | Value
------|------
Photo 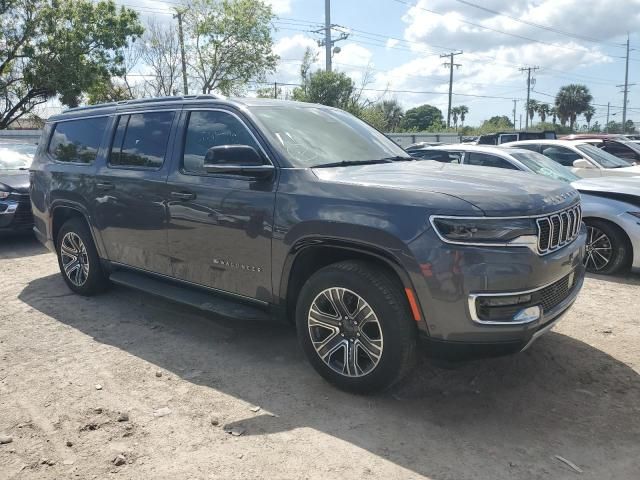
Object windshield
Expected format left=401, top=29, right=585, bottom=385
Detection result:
left=249, top=105, right=410, bottom=167
left=510, top=151, right=580, bottom=183
left=0, top=143, right=37, bottom=170
left=575, top=143, right=630, bottom=168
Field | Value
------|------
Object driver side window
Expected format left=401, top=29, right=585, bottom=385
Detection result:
left=182, top=110, right=260, bottom=174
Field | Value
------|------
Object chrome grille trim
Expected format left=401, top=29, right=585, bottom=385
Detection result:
left=536, top=205, right=582, bottom=255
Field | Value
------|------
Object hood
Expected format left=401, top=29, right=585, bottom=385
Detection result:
left=616, top=165, right=640, bottom=174
left=0, top=170, right=30, bottom=193
left=313, top=161, right=580, bottom=216
left=573, top=177, right=640, bottom=197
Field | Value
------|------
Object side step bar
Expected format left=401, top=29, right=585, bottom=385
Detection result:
left=109, top=270, right=272, bottom=322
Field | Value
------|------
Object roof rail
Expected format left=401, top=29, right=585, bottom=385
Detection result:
left=63, top=94, right=224, bottom=114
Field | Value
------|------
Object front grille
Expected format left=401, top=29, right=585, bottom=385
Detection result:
left=536, top=204, right=581, bottom=254
left=536, top=271, right=575, bottom=313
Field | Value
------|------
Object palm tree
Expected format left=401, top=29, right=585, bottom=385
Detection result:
left=379, top=99, right=404, bottom=132
left=550, top=107, right=557, bottom=125
left=584, top=106, right=595, bottom=130
left=451, top=106, right=461, bottom=130
left=458, top=105, right=469, bottom=127
left=537, top=103, right=550, bottom=124
left=526, top=99, right=538, bottom=126
left=555, top=84, right=593, bottom=131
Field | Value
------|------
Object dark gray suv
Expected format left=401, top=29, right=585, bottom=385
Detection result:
left=30, top=96, right=586, bottom=393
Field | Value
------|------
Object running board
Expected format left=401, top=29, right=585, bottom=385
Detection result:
left=109, top=270, right=272, bottom=322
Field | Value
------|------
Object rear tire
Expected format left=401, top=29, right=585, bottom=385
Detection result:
left=56, top=218, right=110, bottom=295
left=583, top=219, right=630, bottom=275
left=296, top=260, right=417, bottom=394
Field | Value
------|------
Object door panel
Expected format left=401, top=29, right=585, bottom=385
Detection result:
left=93, top=111, right=177, bottom=275
left=167, top=109, right=276, bottom=302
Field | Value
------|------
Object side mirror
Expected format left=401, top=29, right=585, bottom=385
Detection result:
left=573, top=158, right=594, bottom=169
left=203, top=145, right=274, bottom=178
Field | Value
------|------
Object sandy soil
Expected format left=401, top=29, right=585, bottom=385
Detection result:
left=1, top=235, right=639, bottom=480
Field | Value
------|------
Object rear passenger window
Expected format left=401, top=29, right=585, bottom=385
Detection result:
left=48, top=117, right=109, bottom=164
left=182, top=110, right=260, bottom=174
left=110, top=112, right=174, bottom=169
left=540, top=146, right=581, bottom=166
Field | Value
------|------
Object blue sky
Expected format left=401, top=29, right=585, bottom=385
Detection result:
left=92, top=1, right=640, bottom=127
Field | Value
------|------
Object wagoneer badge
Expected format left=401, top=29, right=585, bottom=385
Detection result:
left=212, top=258, right=263, bottom=273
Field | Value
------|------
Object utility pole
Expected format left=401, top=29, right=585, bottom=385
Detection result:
left=519, top=114, right=522, bottom=130
left=606, top=102, right=610, bottom=133
left=440, top=51, right=463, bottom=128
left=324, top=0, right=332, bottom=72
left=519, top=66, right=539, bottom=130
left=512, top=99, right=517, bottom=131
left=617, top=34, right=634, bottom=133
left=315, top=1, right=348, bottom=72
left=274, top=82, right=278, bottom=99
left=174, top=8, right=189, bottom=95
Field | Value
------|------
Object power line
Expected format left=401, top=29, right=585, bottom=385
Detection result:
left=453, top=0, right=625, bottom=48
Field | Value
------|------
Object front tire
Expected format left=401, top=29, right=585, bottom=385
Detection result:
left=56, top=218, right=109, bottom=295
left=583, top=219, right=629, bottom=275
left=296, top=261, right=417, bottom=394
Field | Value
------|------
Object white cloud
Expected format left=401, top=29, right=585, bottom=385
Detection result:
left=266, top=0, right=292, bottom=15
left=386, top=38, right=399, bottom=49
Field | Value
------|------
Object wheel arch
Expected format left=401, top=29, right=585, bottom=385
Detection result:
left=51, top=202, right=105, bottom=258
left=279, top=238, right=425, bottom=330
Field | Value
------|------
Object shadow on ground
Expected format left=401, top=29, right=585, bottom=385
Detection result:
left=0, top=234, right=48, bottom=260
left=586, top=270, right=640, bottom=287
left=18, top=273, right=640, bottom=479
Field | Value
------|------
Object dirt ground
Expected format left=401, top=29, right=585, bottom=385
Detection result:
left=0, top=236, right=639, bottom=480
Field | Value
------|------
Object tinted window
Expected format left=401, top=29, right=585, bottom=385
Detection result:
left=466, top=152, right=518, bottom=169
left=575, top=144, right=631, bottom=168
left=411, top=150, right=453, bottom=162
left=182, top=110, right=260, bottom=174
left=110, top=112, right=174, bottom=168
left=540, top=146, right=582, bottom=167
left=602, top=142, right=638, bottom=161
left=509, top=151, right=580, bottom=183
left=49, top=117, right=108, bottom=164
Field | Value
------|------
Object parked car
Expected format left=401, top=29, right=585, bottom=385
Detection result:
left=405, top=141, right=444, bottom=151
left=418, top=144, right=640, bottom=274
left=504, top=139, right=640, bottom=178
left=0, top=142, right=37, bottom=235
left=561, top=134, right=640, bottom=165
left=475, top=130, right=556, bottom=145
left=31, top=96, right=586, bottom=393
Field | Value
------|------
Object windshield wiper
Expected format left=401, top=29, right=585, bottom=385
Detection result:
left=312, top=159, right=395, bottom=168
left=379, top=155, right=414, bottom=162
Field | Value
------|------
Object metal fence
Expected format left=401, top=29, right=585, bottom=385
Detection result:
left=0, top=130, right=41, bottom=143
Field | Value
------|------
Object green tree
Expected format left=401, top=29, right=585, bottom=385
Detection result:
left=185, top=0, right=278, bottom=95
left=292, top=70, right=359, bottom=113
left=478, top=115, right=514, bottom=133
left=358, top=105, right=387, bottom=131
left=0, top=0, right=143, bottom=129
left=550, top=107, right=557, bottom=125
left=526, top=99, right=538, bottom=126
left=583, top=105, right=595, bottom=129
left=378, top=99, right=404, bottom=132
left=458, top=105, right=469, bottom=127
left=537, top=103, right=550, bottom=124
left=400, top=104, right=444, bottom=131
left=554, top=84, right=593, bottom=131
left=451, top=106, right=461, bottom=130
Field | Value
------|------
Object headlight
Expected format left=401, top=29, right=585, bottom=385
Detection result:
left=431, top=217, right=537, bottom=244
left=0, top=190, right=10, bottom=200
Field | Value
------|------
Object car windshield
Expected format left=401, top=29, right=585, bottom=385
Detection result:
left=618, top=140, right=640, bottom=155
left=575, top=143, right=630, bottom=168
left=0, top=143, right=37, bottom=170
left=509, top=151, right=580, bottom=183
left=249, top=104, right=410, bottom=167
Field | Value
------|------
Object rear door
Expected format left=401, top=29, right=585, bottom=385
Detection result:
left=165, top=108, right=276, bottom=302
left=92, top=109, right=178, bottom=275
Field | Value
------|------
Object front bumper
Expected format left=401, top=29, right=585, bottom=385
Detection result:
left=0, top=193, right=33, bottom=233
left=408, top=225, right=587, bottom=357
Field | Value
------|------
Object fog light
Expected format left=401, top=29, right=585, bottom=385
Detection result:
left=480, top=294, right=531, bottom=307
left=513, top=306, right=541, bottom=323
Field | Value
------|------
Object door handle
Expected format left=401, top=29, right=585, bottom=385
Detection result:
left=170, top=191, right=196, bottom=201
left=96, top=182, right=114, bottom=191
